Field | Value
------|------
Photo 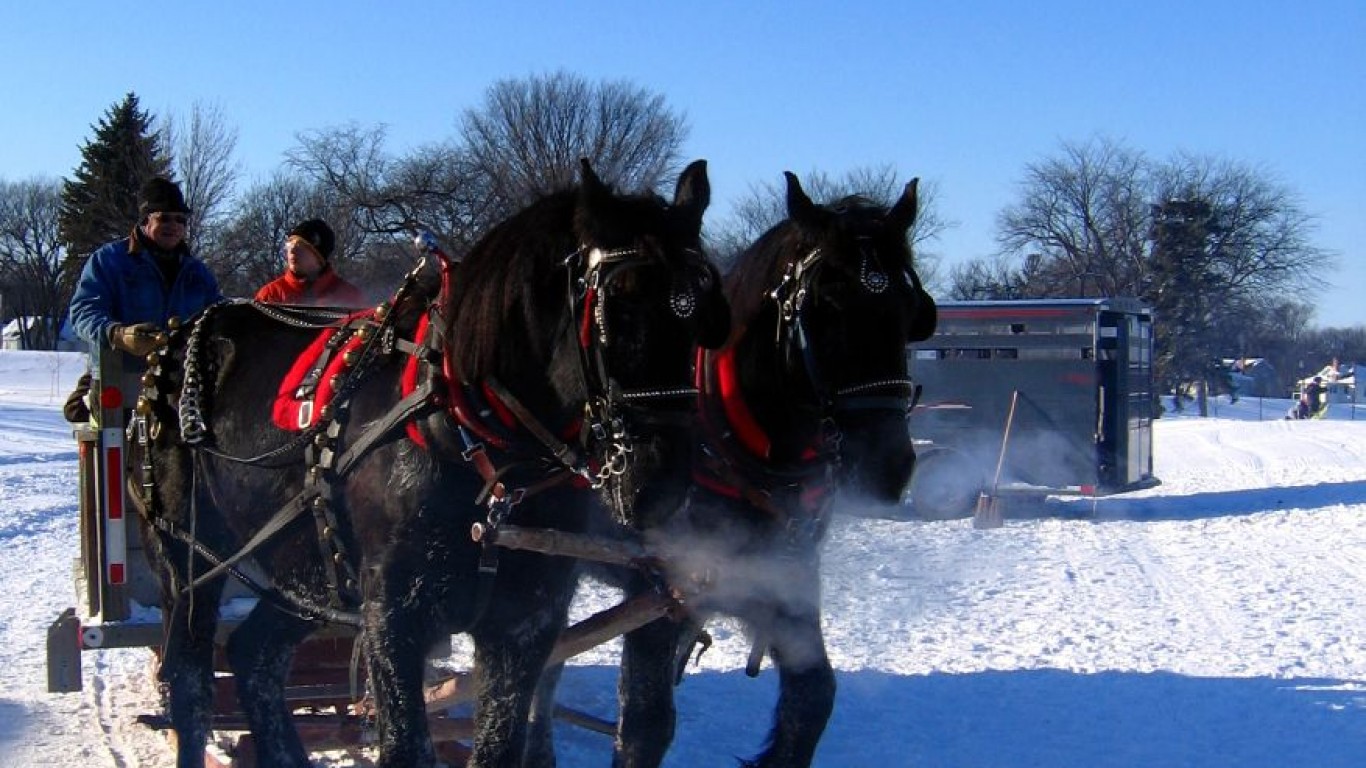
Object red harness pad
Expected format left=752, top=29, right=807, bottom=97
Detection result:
left=698, top=344, right=822, bottom=461
left=271, top=312, right=374, bottom=431
left=705, top=345, right=771, bottom=459
left=272, top=311, right=580, bottom=465
left=273, top=328, right=340, bottom=430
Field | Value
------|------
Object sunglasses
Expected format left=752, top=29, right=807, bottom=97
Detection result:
left=151, top=213, right=189, bottom=225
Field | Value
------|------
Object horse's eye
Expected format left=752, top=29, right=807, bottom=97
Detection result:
left=604, top=269, right=641, bottom=296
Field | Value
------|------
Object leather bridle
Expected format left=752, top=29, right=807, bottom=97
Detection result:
left=767, top=240, right=920, bottom=434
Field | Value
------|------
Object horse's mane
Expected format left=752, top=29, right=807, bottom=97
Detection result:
left=444, top=191, right=573, bottom=381
left=445, top=181, right=681, bottom=381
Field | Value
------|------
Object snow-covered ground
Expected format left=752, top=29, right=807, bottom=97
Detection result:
left=1, top=349, right=1363, bottom=767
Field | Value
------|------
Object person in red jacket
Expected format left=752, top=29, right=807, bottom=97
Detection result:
left=254, top=218, right=367, bottom=307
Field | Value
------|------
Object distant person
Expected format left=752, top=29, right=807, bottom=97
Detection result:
left=1293, top=391, right=1311, bottom=420
left=65, top=176, right=224, bottom=419
left=254, top=219, right=367, bottom=308
left=1305, top=376, right=1326, bottom=416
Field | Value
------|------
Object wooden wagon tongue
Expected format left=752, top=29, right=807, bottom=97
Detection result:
left=471, top=522, right=720, bottom=601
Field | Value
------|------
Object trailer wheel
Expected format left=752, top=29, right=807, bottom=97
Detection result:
left=908, top=448, right=983, bottom=521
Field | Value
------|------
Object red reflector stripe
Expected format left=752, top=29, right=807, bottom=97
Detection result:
left=108, top=563, right=125, bottom=584
left=1080, top=484, right=1096, bottom=495
left=105, top=447, right=123, bottom=520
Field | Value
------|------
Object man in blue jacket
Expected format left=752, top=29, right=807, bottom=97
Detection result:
left=65, top=177, right=223, bottom=418
left=68, top=176, right=223, bottom=360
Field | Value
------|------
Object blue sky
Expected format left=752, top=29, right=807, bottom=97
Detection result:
left=3, top=1, right=1362, bottom=326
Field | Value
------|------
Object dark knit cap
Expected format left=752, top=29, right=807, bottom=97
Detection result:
left=288, top=218, right=336, bottom=260
left=137, top=177, right=191, bottom=217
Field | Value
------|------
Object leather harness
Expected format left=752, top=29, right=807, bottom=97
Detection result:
left=133, top=239, right=695, bottom=628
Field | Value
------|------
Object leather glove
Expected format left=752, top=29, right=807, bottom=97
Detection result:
left=110, top=322, right=163, bottom=357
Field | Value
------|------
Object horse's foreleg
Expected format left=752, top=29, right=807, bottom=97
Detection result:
left=224, top=604, right=316, bottom=768
left=468, top=635, right=555, bottom=768
left=364, top=602, right=439, bottom=768
left=744, top=611, right=835, bottom=768
left=613, top=616, right=684, bottom=768
left=467, top=597, right=570, bottom=768
left=158, top=583, right=225, bottom=768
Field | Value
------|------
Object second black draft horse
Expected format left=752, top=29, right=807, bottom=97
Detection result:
left=131, top=160, right=729, bottom=768
left=590, top=172, right=937, bottom=768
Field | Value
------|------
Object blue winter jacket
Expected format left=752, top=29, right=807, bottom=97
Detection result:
left=67, top=232, right=224, bottom=349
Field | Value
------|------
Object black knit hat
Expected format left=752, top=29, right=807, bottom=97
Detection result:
left=288, top=218, right=336, bottom=261
left=137, top=176, right=191, bottom=217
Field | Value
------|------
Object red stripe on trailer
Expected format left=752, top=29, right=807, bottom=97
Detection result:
left=102, top=429, right=127, bottom=586
left=104, top=446, right=123, bottom=520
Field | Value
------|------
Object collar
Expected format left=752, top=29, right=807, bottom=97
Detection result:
left=129, top=226, right=189, bottom=259
left=282, top=266, right=338, bottom=289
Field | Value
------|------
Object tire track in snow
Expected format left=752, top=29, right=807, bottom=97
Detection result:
left=1116, top=530, right=1240, bottom=672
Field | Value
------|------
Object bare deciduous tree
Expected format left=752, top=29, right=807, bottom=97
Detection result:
left=211, top=172, right=328, bottom=297
left=284, top=124, right=472, bottom=292
left=708, top=165, right=952, bottom=285
left=946, top=253, right=1041, bottom=300
left=0, top=177, right=66, bottom=348
left=994, top=136, right=1150, bottom=298
left=960, top=135, right=1336, bottom=413
left=382, top=143, right=495, bottom=252
left=1149, top=152, right=1330, bottom=298
left=460, top=71, right=688, bottom=215
left=163, top=100, right=241, bottom=253
left=285, top=122, right=386, bottom=254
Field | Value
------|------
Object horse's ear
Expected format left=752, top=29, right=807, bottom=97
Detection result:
left=887, top=177, right=919, bottom=235
left=580, top=158, right=608, bottom=199
left=784, top=171, right=821, bottom=226
left=672, top=160, right=710, bottom=234
left=577, top=158, right=617, bottom=241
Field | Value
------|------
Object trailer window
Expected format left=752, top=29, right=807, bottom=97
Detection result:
left=941, top=320, right=1096, bottom=336
left=923, top=347, right=1104, bottom=361
left=1017, top=347, right=1092, bottom=360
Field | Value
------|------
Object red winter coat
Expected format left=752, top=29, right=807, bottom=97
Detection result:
left=255, top=268, right=367, bottom=308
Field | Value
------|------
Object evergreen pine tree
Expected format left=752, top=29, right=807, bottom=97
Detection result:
left=1148, top=198, right=1220, bottom=410
left=57, top=92, right=171, bottom=290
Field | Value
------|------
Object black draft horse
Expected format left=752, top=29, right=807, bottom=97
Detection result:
left=561, top=172, right=937, bottom=768
left=131, top=160, right=729, bottom=768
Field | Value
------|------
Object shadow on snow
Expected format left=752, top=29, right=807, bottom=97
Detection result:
left=546, top=665, right=1366, bottom=768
